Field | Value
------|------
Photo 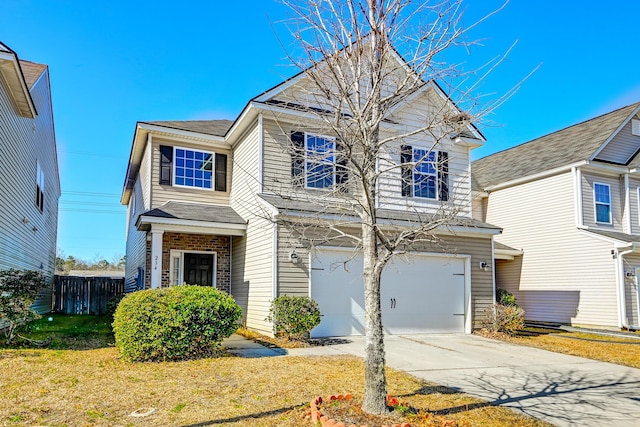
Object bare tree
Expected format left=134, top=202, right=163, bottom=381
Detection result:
left=260, top=0, right=517, bottom=414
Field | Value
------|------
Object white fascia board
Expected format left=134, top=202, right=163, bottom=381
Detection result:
left=453, top=135, right=484, bottom=149
left=137, top=216, right=247, bottom=236
left=0, top=53, right=36, bottom=117
left=577, top=227, right=634, bottom=248
left=121, top=125, right=149, bottom=205
left=582, top=160, right=632, bottom=174
left=590, top=105, right=640, bottom=161
left=485, top=161, right=587, bottom=192
left=250, top=101, right=327, bottom=125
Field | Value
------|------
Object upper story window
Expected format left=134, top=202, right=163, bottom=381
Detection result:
left=159, top=145, right=227, bottom=192
left=35, top=160, right=44, bottom=212
left=305, top=134, right=336, bottom=189
left=401, top=145, right=449, bottom=201
left=174, top=148, right=213, bottom=189
left=291, top=131, right=348, bottom=191
left=594, top=182, right=611, bottom=224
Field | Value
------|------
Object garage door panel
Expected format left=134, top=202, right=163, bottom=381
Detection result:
left=311, top=250, right=466, bottom=337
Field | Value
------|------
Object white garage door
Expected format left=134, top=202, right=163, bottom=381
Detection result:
left=310, top=249, right=467, bottom=337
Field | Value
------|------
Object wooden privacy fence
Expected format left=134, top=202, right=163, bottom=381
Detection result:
left=53, top=276, right=125, bottom=315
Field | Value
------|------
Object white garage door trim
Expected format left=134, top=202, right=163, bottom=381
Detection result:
left=309, top=246, right=472, bottom=336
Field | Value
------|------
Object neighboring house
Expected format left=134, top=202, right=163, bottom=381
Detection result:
left=0, top=42, right=60, bottom=313
left=121, top=51, right=500, bottom=337
left=472, top=103, right=640, bottom=330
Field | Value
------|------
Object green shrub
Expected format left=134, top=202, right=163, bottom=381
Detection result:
left=112, top=286, right=241, bottom=362
left=496, top=288, right=518, bottom=307
left=267, top=295, right=320, bottom=340
left=0, top=269, right=45, bottom=344
left=481, top=303, right=525, bottom=335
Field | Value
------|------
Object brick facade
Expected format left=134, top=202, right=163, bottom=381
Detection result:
left=144, top=232, right=232, bottom=293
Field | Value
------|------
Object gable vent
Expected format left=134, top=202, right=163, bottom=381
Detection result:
left=632, top=119, right=640, bottom=136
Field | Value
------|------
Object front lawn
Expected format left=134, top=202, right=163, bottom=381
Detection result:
left=479, top=326, right=640, bottom=369
left=0, top=315, right=552, bottom=427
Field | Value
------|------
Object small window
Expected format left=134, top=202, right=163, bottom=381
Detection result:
left=594, top=182, right=611, bottom=224
left=174, top=147, right=213, bottom=189
left=305, top=134, right=336, bottom=189
left=35, top=160, right=44, bottom=212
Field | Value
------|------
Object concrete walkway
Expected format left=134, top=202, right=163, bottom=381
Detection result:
left=226, top=334, right=640, bottom=426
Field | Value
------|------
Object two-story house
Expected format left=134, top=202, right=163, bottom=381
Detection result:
left=0, top=42, right=60, bottom=313
left=472, top=103, right=640, bottom=331
left=121, top=50, right=501, bottom=337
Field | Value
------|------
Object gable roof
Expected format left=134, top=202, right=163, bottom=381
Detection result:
left=472, top=102, right=640, bottom=190
left=143, top=120, right=234, bottom=137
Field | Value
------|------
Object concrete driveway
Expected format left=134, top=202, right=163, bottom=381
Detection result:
left=288, top=334, right=640, bottom=427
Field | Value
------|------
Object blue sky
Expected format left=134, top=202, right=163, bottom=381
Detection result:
left=3, top=0, right=640, bottom=261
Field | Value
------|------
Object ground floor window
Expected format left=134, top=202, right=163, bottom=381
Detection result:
left=169, top=250, right=216, bottom=287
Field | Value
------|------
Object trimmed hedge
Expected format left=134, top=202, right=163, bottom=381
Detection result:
left=112, top=286, right=241, bottom=362
left=267, top=295, right=321, bottom=340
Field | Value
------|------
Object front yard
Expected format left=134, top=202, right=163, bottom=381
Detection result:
left=479, top=326, right=640, bottom=369
left=0, top=315, right=551, bottom=427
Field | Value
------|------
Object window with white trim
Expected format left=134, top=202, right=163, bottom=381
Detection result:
left=305, top=134, right=336, bottom=189
left=594, top=182, right=612, bottom=224
left=35, top=160, right=44, bottom=212
left=174, top=147, right=214, bottom=189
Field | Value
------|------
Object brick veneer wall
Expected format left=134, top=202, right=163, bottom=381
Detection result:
left=160, top=232, right=231, bottom=292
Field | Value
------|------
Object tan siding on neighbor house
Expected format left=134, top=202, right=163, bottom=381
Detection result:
left=230, top=121, right=274, bottom=335
left=150, top=137, right=231, bottom=209
left=595, top=118, right=640, bottom=164
left=0, top=67, right=59, bottom=314
left=629, top=177, right=640, bottom=235
left=582, top=172, right=624, bottom=231
left=471, top=196, right=486, bottom=222
left=488, top=172, right=619, bottom=327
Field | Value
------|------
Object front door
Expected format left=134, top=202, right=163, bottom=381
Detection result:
left=183, top=253, right=214, bottom=286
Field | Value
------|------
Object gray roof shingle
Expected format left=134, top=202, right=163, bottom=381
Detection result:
left=472, top=103, right=640, bottom=190
left=140, top=201, right=245, bottom=225
left=143, top=120, right=234, bottom=137
left=583, top=229, right=640, bottom=245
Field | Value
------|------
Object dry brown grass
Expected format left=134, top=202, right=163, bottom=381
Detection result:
left=0, top=347, right=551, bottom=427
left=478, top=328, right=640, bottom=369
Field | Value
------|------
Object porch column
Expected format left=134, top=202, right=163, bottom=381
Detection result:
left=150, top=230, right=164, bottom=289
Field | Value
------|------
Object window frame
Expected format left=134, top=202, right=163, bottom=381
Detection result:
left=412, top=146, right=439, bottom=200
left=593, top=182, right=612, bottom=224
left=304, top=133, right=336, bottom=190
left=169, top=250, right=217, bottom=288
left=172, top=146, right=215, bottom=190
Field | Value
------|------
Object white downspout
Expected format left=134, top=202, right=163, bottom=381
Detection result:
left=624, top=173, right=631, bottom=233
left=616, top=248, right=633, bottom=329
left=258, top=113, right=264, bottom=194
left=573, top=167, right=584, bottom=227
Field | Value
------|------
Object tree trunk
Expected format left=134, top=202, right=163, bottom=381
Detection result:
left=361, top=219, right=388, bottom=414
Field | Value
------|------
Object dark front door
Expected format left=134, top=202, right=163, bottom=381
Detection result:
left=183, top=253, right=214, bottom=286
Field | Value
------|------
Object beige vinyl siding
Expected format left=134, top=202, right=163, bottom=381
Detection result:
left=230, top=121, right=274, bottom=335
left=261, top=118, right=359, bottom=199
left=488, top=172, right=619, bottom=327
left=378, top=90, right=472, bottom=216
left=276, top=225, right=493, bottom=328
left=594, top=118, right=640, bottom=164
left=629, top=177, right=640, bottom=235
left=582, top=172, right=624, bottom=230
left=124, top=177, right=147, bottom=293
left=623, top=253, right=640, bottom=327
left=149, top=137, right=231, bottom=209
left=471, top=196, right=486, bottom=222
left=0, top=67, right=59, bottom=314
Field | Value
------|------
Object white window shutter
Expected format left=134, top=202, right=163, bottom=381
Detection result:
left=632, top=119, right=640, bottom=136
